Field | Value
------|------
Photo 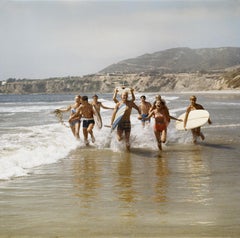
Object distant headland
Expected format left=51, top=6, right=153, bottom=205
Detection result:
left=1, top=47, right=240, bottom=94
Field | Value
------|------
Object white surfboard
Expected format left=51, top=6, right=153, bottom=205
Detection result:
left=116, top=86, right=131, bottom=95
left=111, top=103, right=127, bottom=131
left=92, top=105, right=102, bottom=129
left=175, top=109, right=210, bottom=130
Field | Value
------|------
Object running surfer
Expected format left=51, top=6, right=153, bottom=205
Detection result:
left=70, top=96, right=96, bottom=145
left=184, top=95, right=212, bottom=144
left=138, top=95, right=152, bottom=127
left=111, top=91, right=141, bottom=151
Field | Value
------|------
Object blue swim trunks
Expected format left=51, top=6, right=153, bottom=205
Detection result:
left=141, top=114, right=150, bottom=122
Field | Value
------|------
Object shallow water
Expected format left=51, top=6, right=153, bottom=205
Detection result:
left=0, top=92, right=240, bottom=237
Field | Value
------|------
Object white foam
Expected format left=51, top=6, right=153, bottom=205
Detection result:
left=0, top=123, right=79, bottom=180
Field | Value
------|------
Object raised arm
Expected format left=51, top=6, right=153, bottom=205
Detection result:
left=112, top=88, right=119, bottom=104
left=130, top=88, right=135, bottom=102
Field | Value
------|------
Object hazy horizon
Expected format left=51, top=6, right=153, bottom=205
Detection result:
left=0, top=0, right=239, bottom=80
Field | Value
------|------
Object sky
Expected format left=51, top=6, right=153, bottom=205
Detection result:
left=0, top=0, right=240, bottom=80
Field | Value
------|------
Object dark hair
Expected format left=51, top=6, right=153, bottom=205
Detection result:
left=140, top=95, right=146, bottom=100
left=82, top=96, right=88, bottom=101
left=93, top=94, right=98, bottom=98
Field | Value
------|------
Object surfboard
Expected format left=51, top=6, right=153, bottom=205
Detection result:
left=92, top=105, right=102, bottom=129
left=116, top=86, right=131, bottom=95
left=175, top=109, right=210, bottom=130
left=111, top=103, right=127, bottom=131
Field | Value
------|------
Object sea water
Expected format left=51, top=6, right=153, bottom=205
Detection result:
left=0, top=92, right=181, bottom=180
left=0, top=92, right=240, bottom=237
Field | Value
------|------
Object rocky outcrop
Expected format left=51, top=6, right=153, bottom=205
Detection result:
left=0, top=69, right=239, bottom=94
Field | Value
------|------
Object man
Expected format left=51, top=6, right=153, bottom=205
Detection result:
left=70, top=96, right=96, bottom=145
left=138, top=95, right=152, bottom=127
left=112, top=87, right=135, bottom=103
left=184, top=95, right=212, bottom=144
left=91, top=94, right=114, bottom=114
left=111, top=91, right=141, bottom=151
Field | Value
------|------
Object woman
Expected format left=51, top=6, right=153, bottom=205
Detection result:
left=54, top=95, right=82, bottom=139
left=147, top=100, right=181, bottom=150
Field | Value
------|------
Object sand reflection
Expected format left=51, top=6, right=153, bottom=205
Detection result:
left=73, top=154, right=101, bottom=207
left=154, top=157, right=169, bottom=203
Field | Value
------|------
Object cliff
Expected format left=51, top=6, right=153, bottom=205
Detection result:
left=1, top=68, right=239, bottom=94
left=1, top=47, right=240, bottom=94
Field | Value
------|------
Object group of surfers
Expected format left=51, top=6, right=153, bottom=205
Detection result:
left=54, top=88, right=212, bottom=151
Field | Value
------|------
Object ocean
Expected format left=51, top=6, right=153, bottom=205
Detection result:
left=0, top=91, right=240, bottom=237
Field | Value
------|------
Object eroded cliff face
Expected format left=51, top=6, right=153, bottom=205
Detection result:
left=0, top=71, right=239, bottom=94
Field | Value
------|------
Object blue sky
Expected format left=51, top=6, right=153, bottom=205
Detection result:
left=0, top=0, right=239, bottom=80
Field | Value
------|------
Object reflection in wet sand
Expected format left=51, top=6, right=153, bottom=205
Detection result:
left=154, top=157, right=169, bottom=203
left=73, top=154, right=101, bottom=207
left=116, top=153, right=137, bottom=218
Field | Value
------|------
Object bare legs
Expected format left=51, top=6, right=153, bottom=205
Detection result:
left=191, top=127, right=205, bottom=144
left=70, top=122, right=80, bottom=140
left=83, top=123, right=95, bottom=145
left=117, top=130, right=131, bottom=151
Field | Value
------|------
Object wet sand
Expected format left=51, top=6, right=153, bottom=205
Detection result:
left=1, top=137, right=240, bottom=237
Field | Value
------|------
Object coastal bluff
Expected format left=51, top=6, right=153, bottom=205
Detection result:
left=1, top=69, right=239, bottom=94
left=1, top=47, right=240, bottom=94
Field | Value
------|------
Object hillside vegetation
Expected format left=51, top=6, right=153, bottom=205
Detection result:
left=1, top=47, right=240, bottom=94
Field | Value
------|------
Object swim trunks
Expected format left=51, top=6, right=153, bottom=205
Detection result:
left=117, top=120, right=131, bottom=132
left=141, top=113, right=150, bottom=122
left=83, top=118, right=95, bottom=128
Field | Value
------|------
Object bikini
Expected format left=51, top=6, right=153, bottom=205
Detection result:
left=154, top=113, right=167, bottom=132
left=69, top=108, right=81, bottom=127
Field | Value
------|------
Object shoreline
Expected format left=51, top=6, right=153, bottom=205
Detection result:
left=0, top=89, right=239, bottom=96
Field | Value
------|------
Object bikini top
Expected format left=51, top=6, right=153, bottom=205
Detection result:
left=154, top=112, right=165, bottom=124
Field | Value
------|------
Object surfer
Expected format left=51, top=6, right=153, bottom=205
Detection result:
left=113, top=87, right=135, bottom=103
left=70, top=96, right=96, bottom=145
left=184, top=95, right=212, bottom=144
left=111, top=91, right=141, bottom=151
left=54, top=95, right=81, bottom=139
left=146, top=100, right=180, bottom=150
left=138, top=95, right=152, bottom=127
left=91, top=94, right=114, bottom=113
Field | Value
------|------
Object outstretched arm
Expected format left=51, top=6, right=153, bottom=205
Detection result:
left=54, top=105, right=71, bottom=113
left=100, top=102, right=114, bottom=110
left=170, top=115, right=182, bottom=121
